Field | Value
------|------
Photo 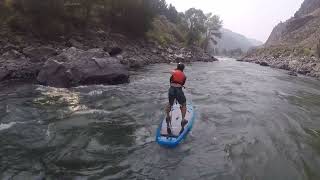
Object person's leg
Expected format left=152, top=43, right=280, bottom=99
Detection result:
left=166, top=87, right=175, bottom=134
left=166, top=103, right=171, bottom=122
left=180, top=103, right=187, bottom=121
left=180, top=103, right=188, bottom=132
left=176, top=88, right=188, bottom=134
left=167, top=87, right=175, bottom=120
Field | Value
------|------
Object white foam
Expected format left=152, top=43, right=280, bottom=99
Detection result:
left=0, top=122, right=17, bottom=131
left=73, top=109, right=111, bottom=115
left=88, top=90, right=103, bottom=96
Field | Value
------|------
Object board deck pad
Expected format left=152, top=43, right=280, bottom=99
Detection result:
left=160, top=104, right=192, bottom=137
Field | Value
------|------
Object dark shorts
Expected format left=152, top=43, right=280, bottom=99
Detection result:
left=168, top=86, right=186, bottom=106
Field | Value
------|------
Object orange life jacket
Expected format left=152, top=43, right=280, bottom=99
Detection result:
left=171, top=70, right=186, bottom=85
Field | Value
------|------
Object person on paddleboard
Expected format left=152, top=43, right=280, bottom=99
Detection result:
left=166, top=63, right=188, bottom=135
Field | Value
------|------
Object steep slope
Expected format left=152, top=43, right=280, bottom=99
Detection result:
left=243, top=0, right=320, bottom=78
left=265, top=0, right=320, bottom=49
left=295, top=0, right=320, bottom=17
left=213, top=28, right=263, bottom=52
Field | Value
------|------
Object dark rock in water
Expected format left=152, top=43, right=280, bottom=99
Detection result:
left=37, top=59, right=71, bottom=87
left=80, top=57, right=129, bottom=85
left=37, top=47, right=129, bottom=88
left=297, top=69, right=311, bottom=75
left=23, top=47, right=57, bottom=62
left=0, top=68, right=10, bottom=81
left=127, top=56, right=145, bottom=68
left=259, top=61, right=269, bottom=66
left=278, top=64, right=290, bottom=70
left=236, top=59, right=244, bottom=62
left=288, top=71, right=298, bottom=76
left=211, top=56, right=219, bottom=61
left=109, top=47, right=123, bottom=57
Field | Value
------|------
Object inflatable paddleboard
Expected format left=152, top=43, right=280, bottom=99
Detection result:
left=156, top=102, right=195, bottom=148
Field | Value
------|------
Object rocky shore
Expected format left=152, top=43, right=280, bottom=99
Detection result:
left=0, top=29, right=217, bottom=88
left=240, top=53, right=320, bottom=78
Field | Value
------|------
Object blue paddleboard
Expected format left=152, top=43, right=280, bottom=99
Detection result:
left=156, top=102, right=195, bottom=148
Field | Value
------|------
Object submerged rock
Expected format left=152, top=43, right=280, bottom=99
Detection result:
left=288, top=71, right=298, bottom=76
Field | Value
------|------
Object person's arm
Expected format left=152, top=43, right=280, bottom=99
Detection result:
left=169, top=70, right=175, bottom=83
left=182, top=77, right=186, bottom=86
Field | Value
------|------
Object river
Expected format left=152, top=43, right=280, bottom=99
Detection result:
left=1, top=58, right=320, bottom=180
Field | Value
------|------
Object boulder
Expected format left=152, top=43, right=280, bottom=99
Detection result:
left=127, top=56, right=145, bottom=68
left=23, top=46, right=57, bottom=62
left=167, top=48, right=173, bottom=53
left=37, top=59, right=71, bottom=87
left=109, top=47, right=123, bottom=57
left=288, top=71, right=298, bottom=76
left=211, top=56, right=219, bottom=61
left=174, top=53, right=185, bottom=62
left=297, top=69, right=311, bottom=75
left=278, top=64, right=290, bottom=70
left=0, top=68, right=10, bottom=81
left=259, top=61, right=269, bottom=66
left=37, top=47, right=129, bottom=88
left=66, top=39, right=84, bottom=49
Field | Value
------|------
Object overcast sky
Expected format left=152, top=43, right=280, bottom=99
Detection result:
left=166, top=0, right=304, bottom=42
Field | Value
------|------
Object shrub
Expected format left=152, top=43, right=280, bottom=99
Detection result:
left=147, top=15, right=186, bottom=46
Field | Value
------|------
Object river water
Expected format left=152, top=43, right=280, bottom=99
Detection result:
left=1, top=58, right=320, bottom=180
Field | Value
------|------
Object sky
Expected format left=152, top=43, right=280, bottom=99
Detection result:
left=166, top=0, right=304, bottom=42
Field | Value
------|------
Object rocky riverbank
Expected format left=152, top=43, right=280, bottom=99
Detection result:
left=238, top=0, right=320, bottom=78
left=0, top=29, right=217, bottom=88
left=240, top=50, right=320, bottom=77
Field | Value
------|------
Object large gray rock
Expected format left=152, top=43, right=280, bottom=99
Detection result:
left=37, top=47, right=129, bottom=88
left=127, top=56, right=145, bottom=68
left=37, top=59, right=71, bottom=87
left=259, top=61, right=269, bottom=66
left=23, top=46, right=57, bottom=62
left=67, top=39, right=84, bottom=49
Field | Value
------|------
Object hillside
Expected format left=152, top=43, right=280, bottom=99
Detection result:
left=212, top=28, right=263, bottom=55
left=265, top=3, right=320, bottom=49
left=243, top=0, right=320, bottom=78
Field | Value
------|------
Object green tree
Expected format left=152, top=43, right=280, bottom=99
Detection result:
left=10, top=0, right=65, bottom=37
left=204, top=14, right=222, bottom=45
left=101, top=0, right=161, bottom=36
left=165, top=4, right=179, bottom=23
left=185, top=8, right=207, bottom=45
